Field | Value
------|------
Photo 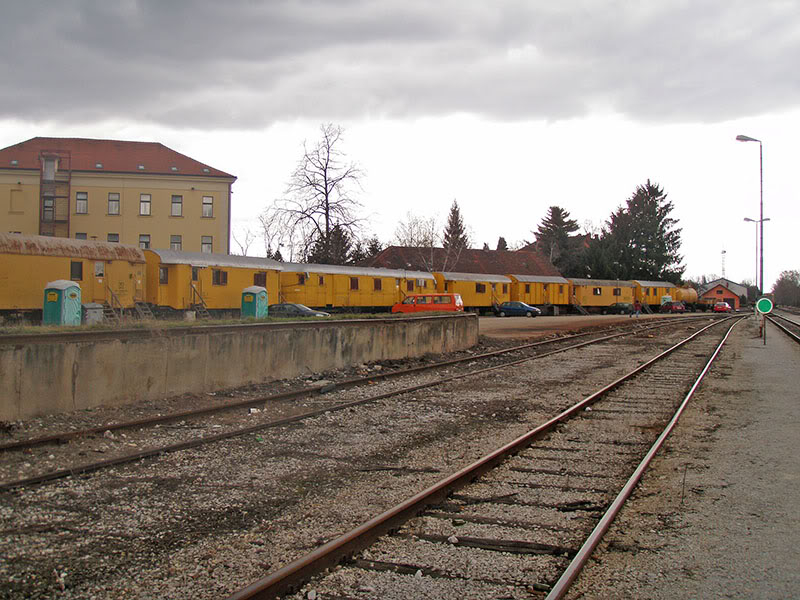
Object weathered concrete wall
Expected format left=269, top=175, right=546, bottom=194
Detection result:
left=0, top=314, right=477, bottom=420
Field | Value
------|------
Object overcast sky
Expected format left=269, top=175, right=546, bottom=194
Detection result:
left=2, top=1, right=798, bottom=288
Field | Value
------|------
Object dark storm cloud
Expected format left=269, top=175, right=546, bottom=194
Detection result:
left=2, top=0, right=798, bottom=127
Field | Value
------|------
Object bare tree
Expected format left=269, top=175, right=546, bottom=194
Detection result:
left=392, top=211, right=464, bottom=272
left=275, top=123, right=364, bottom=263
left=231, top=226, right=256, bottom=256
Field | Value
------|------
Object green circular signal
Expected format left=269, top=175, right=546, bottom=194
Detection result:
left=756, top=297, right=773, bottom=314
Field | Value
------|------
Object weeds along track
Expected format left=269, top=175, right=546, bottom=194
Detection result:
left=229, top=318, right=741, bottom=600
left=0, top=317, right=711, bottom=491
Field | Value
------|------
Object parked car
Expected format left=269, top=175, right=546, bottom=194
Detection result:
left=391, top=293, right=464, bottom=313
left=713, top=301, right=733, bottom=313
left=495, top=301, right=542, bottom=317
left=660, top=301, right=686, bottom=313
left=603, top=302, right=633, bottom=315
left=268, top=303, right=331, bottom=318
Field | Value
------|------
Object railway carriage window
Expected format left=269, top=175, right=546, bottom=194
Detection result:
left=298, top=274, right=305, bottom=285
left=139, top=234, right=150, bottom=249
left=476, top=283, right=486, bottom=293
left=559, top=285, right=564, bottom=293
left=94, top=262, right=104, bottom=278
left=159, top=267, right=169, bottom=284
left=170, top=235, right=182, bottom=250
left=75, top=232, right=87, bottom=240
left=139, top=194, right=151, bottom=215
left=202, top=196, right=213, bottom=217
left=192, top=267, right=200, bottom=282
left=406, top=280, right=414, bottom=292
left=108, top=193, right=120, bottom=215
left=593, top=287, right=602, bottom=296
left=212, top=269, right=228, bottom=286
left=543, top=284, right=549, bottom=292
left=525, top=284, right=530, bottom=293
left=76, top=192, right=88, bottom=214
left=254, top=272, right=266, bottom=287
left=70, top=261, right=83, bottom=281
left=491, top=283, right=497, bottom=292
left=171, top=195, right=183, bottom=217
left=318, top=275, right=324, bottom=285
left=502, top=284, right=508, bottom=294
left=201, top=236, right=212, bottom=253
left=613, top=288, right=621, bottom=296
left=373, top=278, right=382, bottom=291
left=107, top=233, right=119, bottom=243
left=350, top=277, right=359, bottom=290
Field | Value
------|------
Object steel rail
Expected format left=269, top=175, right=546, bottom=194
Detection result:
left=766, top=315, right=800, bottom=344
left=0, top=317, right=697, bottom=453
left=544, top=317, right=743, bottom=599
left=226, top=317, right=738, bottom=600
left=0, top=317, right=695, bottom=491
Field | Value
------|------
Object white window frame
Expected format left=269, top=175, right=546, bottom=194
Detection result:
left=139, top=193, right=151, bottom=216
left=202, top=196, right=213, bottom=217
left=171, top=195, right=183, bottom=217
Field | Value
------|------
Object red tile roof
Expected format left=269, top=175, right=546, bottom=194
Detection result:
left=0, top=137, right=234, bottom=179
left=365, top=246, right=562, bottom=277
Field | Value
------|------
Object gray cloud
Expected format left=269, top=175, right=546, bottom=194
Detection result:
left=1, top=0, right=798, bottom=128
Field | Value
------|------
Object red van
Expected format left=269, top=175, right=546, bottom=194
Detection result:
left=391, top=293, right=464, bottom=313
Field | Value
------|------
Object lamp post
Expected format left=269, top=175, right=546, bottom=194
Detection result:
left=743, top=217, right=771, bottom=297
left=736, top=135, right=764, bottom=295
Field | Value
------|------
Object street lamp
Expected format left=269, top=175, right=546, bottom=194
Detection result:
left=743, top=217, right=771, bottom=296
left=736, top=134, right=764, bottom=295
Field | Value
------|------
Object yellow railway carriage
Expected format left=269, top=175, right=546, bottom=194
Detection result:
left=279, top=263, right=435, bottom=310
left=0, top=233, right=145, bottom=314
left=632, top=280, right=678, bottom=307
left=509, top=275, right=571, bottom=307
left=144, top=250, right=282, bottom=312
left=433, top=272, right=512, bottom=313
left=569, top=278, right=635, bottom=309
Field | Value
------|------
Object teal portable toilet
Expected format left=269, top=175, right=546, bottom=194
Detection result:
left=43, top=280, right=82, bottom=326
left=241, top=286, right=268, bottom=318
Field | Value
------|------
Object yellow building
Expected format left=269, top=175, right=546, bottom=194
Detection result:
left=0, top=137, right=235, bottom=253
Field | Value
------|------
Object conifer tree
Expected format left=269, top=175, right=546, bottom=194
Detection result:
left=442, top=200, right=470, bottom=250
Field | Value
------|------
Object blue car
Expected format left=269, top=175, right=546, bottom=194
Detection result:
left=495, top=301, right=542, bottom=317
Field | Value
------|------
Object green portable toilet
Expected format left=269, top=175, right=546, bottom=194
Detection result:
left=43, top=280, right=82, bottom=326
left=241, top=285, right=268, bottom=318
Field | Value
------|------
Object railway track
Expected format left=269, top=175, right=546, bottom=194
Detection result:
left=768, top=311, right=800, bottom=343
left=228, top=317, right=742, bottom=600
left=0, top=316, right=711, bottom=492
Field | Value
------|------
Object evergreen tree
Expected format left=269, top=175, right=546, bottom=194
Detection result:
left=496, top=236, right=508, bottom=251
left=307, top=223, right=353, bottom=265
left=534, top=206, right=583, bottom=276
left=442, top=200, right=470, bottom=250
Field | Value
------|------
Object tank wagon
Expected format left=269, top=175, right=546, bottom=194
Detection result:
left=278, top=262, right=435, bottom=312
left=674, top=286, right=699, bottom=310
left=143, top=249, right=282, bottom=316
left=0, top=233, right=145, bottom=319
left=433, top=272, right=512, bottom=313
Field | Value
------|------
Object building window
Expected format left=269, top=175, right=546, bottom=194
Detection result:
left=75, top=232, right=87, bottom=240
left=171, top=195, right=182, bottom=216
left=593, top=287, right=602, bottom=296
left=170, top=235, right=182, bottom=250
left=201, top=235, right=212, bottom=253
left=202, top=196, right=213, bottom=217
left=70, top=261, right=83, bottom=281
left=107, top=233, right=119, bottom=243
left=476, top=283, right=486, bottom=294
left=139, top=234, right=150, bottom=249
left=407, top=280, right=414, bottom=292
left=374, top=278, right=382, bottom=291
left=159, top=267, right=169, bottom=284
left=350, top=277, right=359, bottom=290
left=613, top=288, right=621, bottom=296
left=716, top=289, right=723, bottom=295
left=108, top=193, right=120, bottom=215
left=42, top=195, right=54, bottom=222
left=212, top=269, right=228, bottom=286
left=76, top=192, right=88, bottom=214
left=140, top=194, right=151, bottom=215
left=254, top=272, right=266, bottom=287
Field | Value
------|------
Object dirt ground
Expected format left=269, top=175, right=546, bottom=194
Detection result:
left=479, top=313, right=680, bottom=339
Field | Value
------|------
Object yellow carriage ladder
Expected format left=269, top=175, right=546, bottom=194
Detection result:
left=190, top=283, right=211, bottom=319
left=571, top=294, right=589, bottom=315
